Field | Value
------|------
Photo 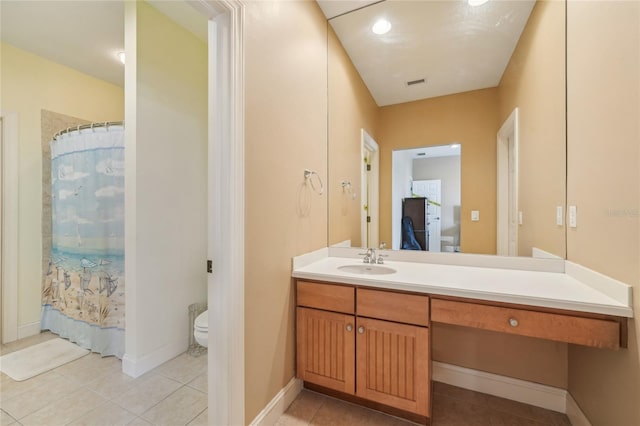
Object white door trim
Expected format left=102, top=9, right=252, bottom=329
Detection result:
left=194, top=1, right=245, bottom=425
left=497, top=108, right=519, bottom=256
left=361, top=129, right=379, bottom=248
left=1, top=112, right=19, bottom=343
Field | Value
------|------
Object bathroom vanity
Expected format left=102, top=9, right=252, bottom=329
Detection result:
left=292, top=249, right=633, bottom=424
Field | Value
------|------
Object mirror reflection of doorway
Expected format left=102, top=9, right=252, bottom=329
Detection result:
left=392, top=144, right=461, bottom=252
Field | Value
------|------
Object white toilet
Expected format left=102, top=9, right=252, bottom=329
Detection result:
left=194, top=310, right=209, bottom=347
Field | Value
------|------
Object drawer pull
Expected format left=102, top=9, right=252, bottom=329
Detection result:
left=346, top=324, right=353, bottom=332
left=509, top=318, right=519, bottom=327
left=358, top=326, right=365, bottom=334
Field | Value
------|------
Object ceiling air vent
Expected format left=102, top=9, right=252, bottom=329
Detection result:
left=406, top=78, right=426, bottom=86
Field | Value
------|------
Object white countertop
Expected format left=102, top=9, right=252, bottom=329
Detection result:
left=292, top=254, right=633, bottom=318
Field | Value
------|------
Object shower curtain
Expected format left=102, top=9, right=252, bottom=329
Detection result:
left=41, top=123, right=125, bottom=358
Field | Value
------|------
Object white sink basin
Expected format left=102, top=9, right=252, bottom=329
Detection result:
left=338, top=264, right=397, bottom=275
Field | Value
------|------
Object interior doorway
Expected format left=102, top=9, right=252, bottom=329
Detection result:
left=392, top=144, right=461, bottom=252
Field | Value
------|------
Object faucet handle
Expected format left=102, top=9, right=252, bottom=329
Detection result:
left=358, top=248, right=373, bottom=263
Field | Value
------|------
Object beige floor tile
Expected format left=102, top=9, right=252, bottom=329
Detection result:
left=187, top=408, right=208, bottom=426
left=86, top=370, right=136, bottom=400
left=280, top=390, right=328, bottom=426
left=432, top=382, right=489, bottom=407
left=485, top=394, right=555, bottom=424
left=431, top=394, right=493, bottom=426
left=125, top=417, right=154, bottom=426
left=1, top=373, right=84, bottom=420
left=155, top=353, right=207, bottom=384
left=0, top=409, right=16, bottom=425
left=112, top=373, right=182, bottom=415
left=67, top=401, right=136, bottom=426
left=54, top=353, right=121, bottom=383
left=187, top=373, right=208, bottom=394
left=141, top=386, right=207, bottom=426
left=0, top=370, right=60, bottom=404
left=20, top=388, right=106, bottom=426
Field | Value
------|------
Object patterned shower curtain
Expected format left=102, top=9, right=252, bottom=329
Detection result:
left=41, top=124, right=125, bottom=358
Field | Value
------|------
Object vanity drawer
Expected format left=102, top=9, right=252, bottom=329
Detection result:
left=431, top=299, right=621, bottom=349
left=357, top=288, right=429, bottom=327
left=297, top=281, right=355, bottom=314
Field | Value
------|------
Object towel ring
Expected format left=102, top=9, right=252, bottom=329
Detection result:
left=304, top=169, right=324, bottom=195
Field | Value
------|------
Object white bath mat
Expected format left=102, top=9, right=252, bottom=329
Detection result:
left=0, top=338, right=89, bottom=381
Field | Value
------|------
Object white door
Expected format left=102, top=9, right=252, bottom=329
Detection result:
left=361, top=130, right=379, bottom=248
left=412, top=179, right=441, bottom=252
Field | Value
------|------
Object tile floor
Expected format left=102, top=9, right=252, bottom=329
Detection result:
left=2, top=333, right=572, bottom=426
left=276, top=384, right=572, bottom=426
left=1, top=332, right=207, bottom=426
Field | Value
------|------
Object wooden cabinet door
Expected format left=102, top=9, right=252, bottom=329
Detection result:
left=297, top=307, right=355, bottom=394
left=356, top=317, right=430, bottom=416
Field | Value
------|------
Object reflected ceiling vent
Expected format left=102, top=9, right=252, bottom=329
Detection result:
left=406, top=78, right=426, bottom=86
left=417, top=152, right=426, bottom=156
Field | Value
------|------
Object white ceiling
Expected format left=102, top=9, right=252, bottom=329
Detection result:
left=0, top=1, right=206, bottom=88
left=408, top=144, right=461, bottom=160
left=320, top=0, right=536, bottom=106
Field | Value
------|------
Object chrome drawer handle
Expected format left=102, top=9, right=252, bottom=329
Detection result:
left=358, top=326, right=365, bottom=334
left=509, top=318, right=519, bottom=327
left=346, top=324, right=353, bottom=332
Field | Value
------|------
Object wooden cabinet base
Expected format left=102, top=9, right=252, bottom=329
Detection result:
left=304, top=382, right=431, bottom=425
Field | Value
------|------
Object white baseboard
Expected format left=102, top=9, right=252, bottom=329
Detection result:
left=122, top=340, right=187, bottom=378
left=566, top=392, right=593, bottom=426
left=17, top=321, right=42, bottom=340
left=249, top=377, right=303, bottom=426
left=433, top=361, right=567, bottom=413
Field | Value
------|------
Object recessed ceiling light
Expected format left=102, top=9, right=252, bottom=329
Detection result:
left=117, top=51, right=125, bottom=65
left=468, top=0, right=489, bottom=6
left=372, top=19, right=391, bottom=35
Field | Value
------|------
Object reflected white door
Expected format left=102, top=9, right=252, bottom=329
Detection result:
left=412, top=179, right=441, bottom=252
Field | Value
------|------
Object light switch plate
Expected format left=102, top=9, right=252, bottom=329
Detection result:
left=471, top=210, right=480, bottom=222
left=556, top=206, right=563, bottom=226
left=569, top=205, right=577, bottom=228
left=518, top=211, right=523, bottom=225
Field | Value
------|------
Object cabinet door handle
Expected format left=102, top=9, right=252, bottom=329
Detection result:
left=346, top=324, right=353, bottom=332
left=358, top=326, right=365, bottom=334
left=509, top=318, right=519, bottom=327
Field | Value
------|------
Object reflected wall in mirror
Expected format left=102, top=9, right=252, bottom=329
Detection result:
left=325, top=0, right=567, bottom=257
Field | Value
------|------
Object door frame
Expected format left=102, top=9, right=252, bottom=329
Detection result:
left=497, top=108, right=519, bottom=256
left=0, top=112, right=19, bottom=344
left=361, top=129, right=379, bottom=248
left=192, top=1, right=245, bottom=424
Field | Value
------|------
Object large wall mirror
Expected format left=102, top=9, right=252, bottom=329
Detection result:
left=322, top=0, right=566, bottom=258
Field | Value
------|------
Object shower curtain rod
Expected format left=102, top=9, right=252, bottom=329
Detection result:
left=53, top=121, right=124, bottom=140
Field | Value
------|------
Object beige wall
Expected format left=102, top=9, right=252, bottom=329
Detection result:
left=498, top=0, right=566, bottom=258
left=123, top=1, right=208, bottom=370
left=378, top=88, right=499, bottom=255
left=243, top=1, right=328, bottom=421
left=327, top=26, right=379, bottom=247
left=0, top=42, right=123, bottom=329
left=566, top=2, right=640, bottom=425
